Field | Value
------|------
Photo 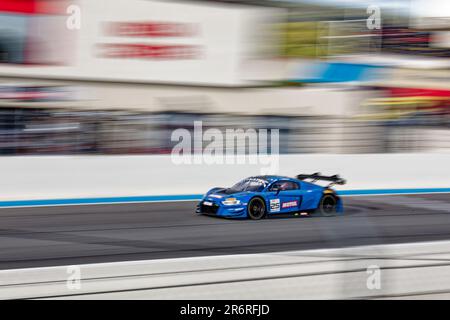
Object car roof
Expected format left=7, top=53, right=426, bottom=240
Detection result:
left=249, top=175, right=298, bottom=183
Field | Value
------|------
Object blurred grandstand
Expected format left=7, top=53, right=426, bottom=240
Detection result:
left=0, top=0, right=449, bottom=155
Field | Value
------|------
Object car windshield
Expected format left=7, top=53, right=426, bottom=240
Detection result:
left=227, top=178, right=267, bottom=193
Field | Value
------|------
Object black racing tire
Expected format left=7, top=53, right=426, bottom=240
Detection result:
left=318, top=194, right=338, bottom=217
left=247, top=198, right=266, bottom=220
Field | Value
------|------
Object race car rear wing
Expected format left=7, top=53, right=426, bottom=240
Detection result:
left=296, top=173, right=346, bottom=186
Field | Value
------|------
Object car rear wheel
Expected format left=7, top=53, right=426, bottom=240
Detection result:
left=247, top=198, right=266, bottom=220
left=318, top=194, right=338, bottom=217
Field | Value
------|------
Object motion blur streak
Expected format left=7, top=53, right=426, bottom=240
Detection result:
left=2, top=194, right=450, bottom=300
left=0, top=0, right=449, bottom=300
left=3, top=239, right=450, bottom=299
left=1, top=194, right=450, bottom=271
left=0, top=0, right=449, bottom=155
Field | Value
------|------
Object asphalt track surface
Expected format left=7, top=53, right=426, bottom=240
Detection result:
left=0, top=194, right=450, bottom=270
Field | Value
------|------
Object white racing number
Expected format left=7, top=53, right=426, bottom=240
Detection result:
left=270, top=199, right=280, bottom=212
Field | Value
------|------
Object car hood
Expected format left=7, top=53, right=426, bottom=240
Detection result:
left=205, top=189, right=252, bottom=200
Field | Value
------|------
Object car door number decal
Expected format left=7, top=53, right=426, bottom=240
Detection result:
left=270, top=199, right=280, bottom=212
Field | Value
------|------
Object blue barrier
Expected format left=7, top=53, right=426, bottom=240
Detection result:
left=0, top=188, right=449, bottom=208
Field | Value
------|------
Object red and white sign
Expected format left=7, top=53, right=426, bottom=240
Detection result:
left=0, top=0, right=284, bottom=86
left=98, top=20, right=202, bottom=60
left=282, top=201, right=298, bottom=209
left=0, top=0, right=67, bottom=14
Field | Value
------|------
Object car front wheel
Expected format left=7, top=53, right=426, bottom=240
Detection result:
left=247, top=198, right=266, bottom=220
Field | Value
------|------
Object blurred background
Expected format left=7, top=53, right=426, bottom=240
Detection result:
left=0, top=0, right=449, bottom=155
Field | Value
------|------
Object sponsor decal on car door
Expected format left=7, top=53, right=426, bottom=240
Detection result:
left=270, top=199, right=280, bottom=212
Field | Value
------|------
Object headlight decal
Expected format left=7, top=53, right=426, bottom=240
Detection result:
left=222, top=198, right=241, bottom=205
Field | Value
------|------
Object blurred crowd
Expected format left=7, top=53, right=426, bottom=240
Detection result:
left=0, top=106, right=448, bottom=155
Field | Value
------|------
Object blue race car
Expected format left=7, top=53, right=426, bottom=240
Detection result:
left=196, top=173, right=346, bottom=220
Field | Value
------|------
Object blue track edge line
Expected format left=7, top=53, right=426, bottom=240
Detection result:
left=337, top=188, right=450, bottom=196
left=0, top=188, right=449, bottom=208
left=0, top=194, right=204, bottom=208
